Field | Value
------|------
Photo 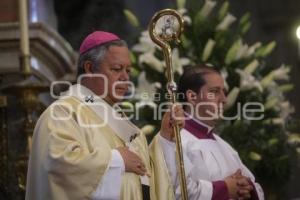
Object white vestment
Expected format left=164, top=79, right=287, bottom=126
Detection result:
left=26, top=84, right=154, bottom=200
left=159, top=117, right=264, bottom=200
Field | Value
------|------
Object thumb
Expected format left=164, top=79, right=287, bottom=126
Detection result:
left=232, top=169, right=242, bottom=177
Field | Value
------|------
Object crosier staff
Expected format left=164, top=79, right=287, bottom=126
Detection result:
left=148, top=9, right=188, bottom=200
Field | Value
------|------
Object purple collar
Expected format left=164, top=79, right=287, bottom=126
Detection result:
left=184, top=115, right=215, bottom=140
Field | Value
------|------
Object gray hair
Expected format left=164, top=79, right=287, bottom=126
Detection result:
left=77, top=40, right=128, bottom=76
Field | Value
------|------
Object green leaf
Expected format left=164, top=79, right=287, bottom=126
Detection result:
left=131, top=67, right=139, bottom=78
left=264, top=98, right=278, bottom=110
left=130, top=52, right=137, bottom=64
left=181, top=34, right=192, bottom=49
left=288, top=134, right=300, bottom=144
left=123, top=9, right=140, bottom=27
left=176, top=0, right=186, bottom=9
left=120, top=101, right=134, bottom=109
left=278, top=84, right=294, bottom=92
left=241, top=21, right=251, bottom=34
left=296, top=147, right=300, bottom=154
left=224, top=87, right=240, bottom=110
left=225, top=39, right=242, bottom=64
left=239, top=12, right=250, bottom=26
left=218, top=1, right=229, bottom=20
left=268, top=138, right=279, bottom=146
left=194, top=10, right=205, bottom=30
left=202, top=39, right=216, bottom=61
left=249, top=151, right=262, bottom=161
left=255, top=41, right=276, bottom=57
left=244, top=59, right=259, bottom=74
left=261, top=72, right=275, bottom=88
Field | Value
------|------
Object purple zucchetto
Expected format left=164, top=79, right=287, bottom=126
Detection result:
left=79, top=31, right=120, bottom=55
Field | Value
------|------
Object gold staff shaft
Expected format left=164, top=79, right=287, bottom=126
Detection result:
left=148, top=9, right=188, bottom=200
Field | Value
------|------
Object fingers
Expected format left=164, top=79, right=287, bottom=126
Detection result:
left=134, top=161, right=146, bottom=175
left=128, top=152, right=147, bottom=175
left=237, top=178, right=249, bottom=187
left=169, top=104, right=185, bottom=127
left=238, top=189, right=251, bottom=199
left=117, top=147, right=147, bottom=175
left=239, top=184, right=253, bottom=191
left=237, top=180, right=253, bottom=200
left=160, top=103, right=185, bottom=141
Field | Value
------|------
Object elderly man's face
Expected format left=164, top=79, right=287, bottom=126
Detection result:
left=93, top=46, right=131, bottom=104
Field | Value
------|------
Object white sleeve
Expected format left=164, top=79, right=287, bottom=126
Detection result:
left=240, top=163, right=265, bottom=200
left=229, top=143, right=265, bottom=200
left=158, top=134, right=213, bottom=200
left=91, top=149, right=125, bottom=200
left=253, top=182, right=265, bottom=200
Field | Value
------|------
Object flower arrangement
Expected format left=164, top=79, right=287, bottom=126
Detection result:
left=124, top=0, right=300, bottom=196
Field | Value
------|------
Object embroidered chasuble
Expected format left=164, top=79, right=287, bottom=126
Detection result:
left=26, top=84, right=158, bottom=200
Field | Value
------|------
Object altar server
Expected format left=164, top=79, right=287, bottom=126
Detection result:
left=151, top=65, right=264, bottom=200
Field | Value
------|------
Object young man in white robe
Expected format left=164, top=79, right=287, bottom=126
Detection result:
left=150, top=65, right=264, bottom=200
left=25, top=31, right=184, bottom=200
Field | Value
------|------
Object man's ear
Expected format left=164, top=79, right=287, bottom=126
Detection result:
left=186, top=89, right=197, bottom=106
left=83, top=61, right=93, bottom=74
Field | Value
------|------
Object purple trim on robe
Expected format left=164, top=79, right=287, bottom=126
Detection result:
left=249, top=180, right=259, bottom=200
left=184, top=117, right=215, bottom=140
left=212, top=181, right=229, bottom=200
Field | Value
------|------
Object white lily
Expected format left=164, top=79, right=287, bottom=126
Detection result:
left=287, top=134, right=300, bottom=144
left=200, top=0, right=217, bottom=17
left=235, top=42, right=262, bottom=61
left=172, top=48, right=190, bottom=75
left=235, top=43, right=249, bottom=61
left=178, top=8, right=192, bottom=25
left=235, top=69, right=263, bottom=92
left=202, top=39, right=216, bottom=61
left=245, top=42, right=261, bottom=57
left=272, top=118, right=284, bottom=125
left=279, top=101, right=295, bottom=120
left=244, top=60, right=259, bottom=74
left=267, top=83, right=283, bottom=100
left=135, top=71, right=161, bottom=103
left=220, top=68, right=229, bottom=90
left=278, top=84, right=294, bottom=92
left=225, top=87, right=240, bottom=110
left=263, top=118, right=284, bottom=125
left=216, top=13, right=236, bottom=31
left=132, top=31, right=157, bottom=53
left=261, top=64, right=290, bottom=88
left=273, top=64, right=290, bottom=81
left=139, top=52, right=164, bottom=73
left=141, top=124, right=156, bottom=135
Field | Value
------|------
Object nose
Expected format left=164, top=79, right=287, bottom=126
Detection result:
left=220, top=90, right=227, bottom=105
left=120, top=69, right=129, bottom=81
